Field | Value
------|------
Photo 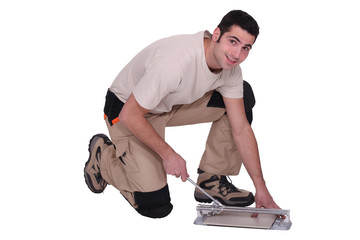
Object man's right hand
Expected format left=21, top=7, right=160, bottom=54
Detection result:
left=162, top=152, right=189, bottom=182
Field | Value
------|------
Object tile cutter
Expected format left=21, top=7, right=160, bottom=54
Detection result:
left=187, top=177, right=292, bottom=230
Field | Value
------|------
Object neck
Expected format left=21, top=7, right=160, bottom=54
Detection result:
left=204, top=38, right=222, bottom=74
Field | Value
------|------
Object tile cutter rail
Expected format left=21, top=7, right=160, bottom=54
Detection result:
left=187, top=177, right=292, bottom=230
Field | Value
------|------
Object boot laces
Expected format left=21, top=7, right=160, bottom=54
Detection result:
left=219, top=176, right=238, bottom=193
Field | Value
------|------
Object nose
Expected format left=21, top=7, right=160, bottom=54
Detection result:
left=231, top=47, right=242, bottom=60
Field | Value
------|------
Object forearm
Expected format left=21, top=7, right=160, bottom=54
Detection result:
left=223, top=97, right=279, bottom=209
left=233, top=124, right=266, bottom=190
left=120, top=112, right=174, bottom=160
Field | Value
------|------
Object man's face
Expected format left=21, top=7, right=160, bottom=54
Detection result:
left=212, top=25, right=255, bottom=70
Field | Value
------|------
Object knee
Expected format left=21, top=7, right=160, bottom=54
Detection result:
left=134, top=184, right=173, bottom=218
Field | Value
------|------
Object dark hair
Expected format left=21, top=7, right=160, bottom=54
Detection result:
left=217, top=10, right=260, bottom=42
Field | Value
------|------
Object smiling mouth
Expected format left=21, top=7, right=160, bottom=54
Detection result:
left=226, top=54, right=238, bottom=64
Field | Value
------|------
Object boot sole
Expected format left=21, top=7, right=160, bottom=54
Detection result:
left=194, top=191, right=255, bottom=207
left=84, top=134, right=110, bottom=193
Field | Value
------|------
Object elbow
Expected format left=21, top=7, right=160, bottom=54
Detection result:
left=118, top=110, right=130, bottom=127
left=118, top=107, right=144, bottom=129
left=118, top=94, right=149, bottom=129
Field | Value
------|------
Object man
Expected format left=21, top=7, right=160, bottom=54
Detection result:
left=84, top=10, right=281, bottom=218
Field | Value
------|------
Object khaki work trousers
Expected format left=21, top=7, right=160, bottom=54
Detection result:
left=99, top=91, right=243, bottom=208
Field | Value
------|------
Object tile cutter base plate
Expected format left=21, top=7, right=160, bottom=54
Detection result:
left=194, top=204, right=292, bottom=230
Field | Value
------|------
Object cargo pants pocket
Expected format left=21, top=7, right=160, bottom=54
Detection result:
left=114, top=137, right=139, bottom=174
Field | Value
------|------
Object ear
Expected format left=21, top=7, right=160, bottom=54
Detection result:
left=212, top=27, right=221, bottom=42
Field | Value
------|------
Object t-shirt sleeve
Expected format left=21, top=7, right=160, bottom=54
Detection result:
left=132, top=57, right=182, bottom=110
left=216, top=66, right=244, bottom=99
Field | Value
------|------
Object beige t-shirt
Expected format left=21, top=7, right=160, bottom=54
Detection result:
left=109, top=30, right=243, bottom=114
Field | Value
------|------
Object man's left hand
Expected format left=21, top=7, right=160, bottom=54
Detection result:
left=252, top=187, right=282, bottom=217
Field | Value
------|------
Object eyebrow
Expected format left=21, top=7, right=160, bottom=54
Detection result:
left=228, top=36, right=253, bottom=49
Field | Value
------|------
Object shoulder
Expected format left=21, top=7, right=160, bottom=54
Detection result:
left=146, top=31, right=205, bottom=57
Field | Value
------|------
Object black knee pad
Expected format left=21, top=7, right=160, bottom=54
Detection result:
left=134, top=184, right=173, bottom=218
left=243, top=80, right=256, bottom=125
left=207, top=80, right=256, bottom=124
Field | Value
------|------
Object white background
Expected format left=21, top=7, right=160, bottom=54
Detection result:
left=1, top=0, right=359, bottom=239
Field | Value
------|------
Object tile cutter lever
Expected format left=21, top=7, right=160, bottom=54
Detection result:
left=187, top=177, right=292, bottom=230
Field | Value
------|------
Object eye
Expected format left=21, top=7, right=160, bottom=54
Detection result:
left=243, top=46, right=251, bottom=51
left=230, top=39, right=237, bottom=45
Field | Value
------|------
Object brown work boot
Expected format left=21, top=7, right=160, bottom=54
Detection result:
left=194, top=169, right=254, bottom=207
left=84, top=134, right=112, bottom=193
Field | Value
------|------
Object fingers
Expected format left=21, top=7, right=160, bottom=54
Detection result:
left=171, top=157, right=189, bottom=182
left=162, top=153, right=189, bottom=182
left=251, top=199, right=285, bottom=218
left=251, top=202, right=260, bottom=218
left=172, top=167, right=189, bottom=182
left=180, top=169, right=189, bottom=182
